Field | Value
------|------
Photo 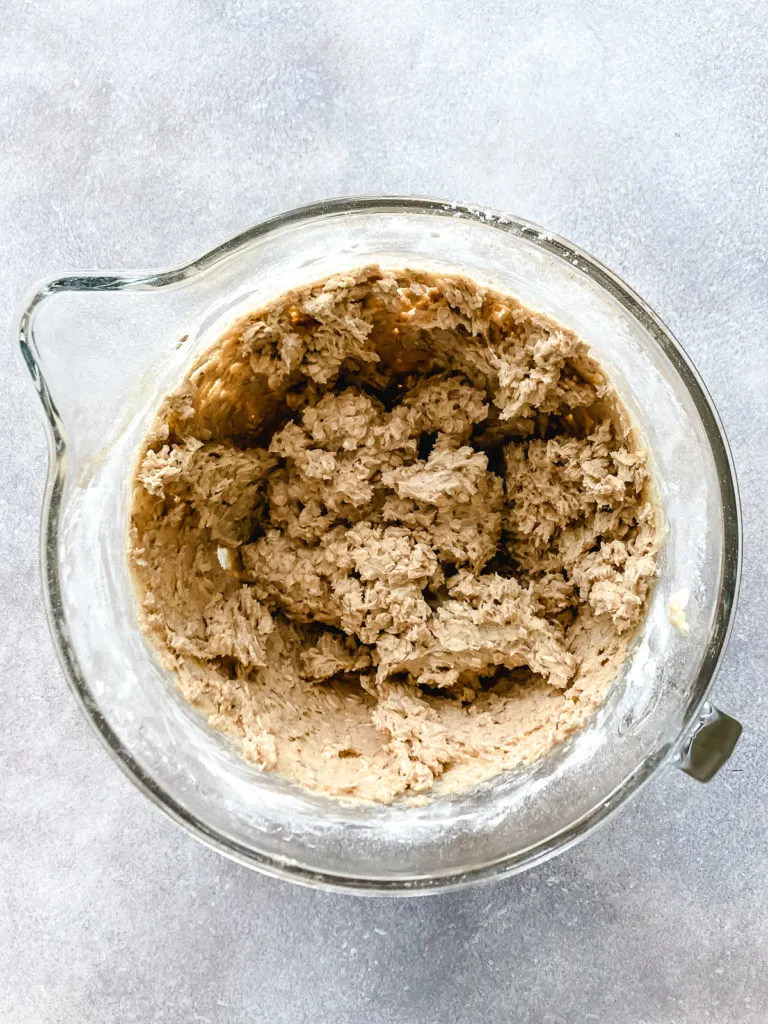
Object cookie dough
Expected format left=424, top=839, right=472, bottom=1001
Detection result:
left=129, top=267, right=658, bottom=803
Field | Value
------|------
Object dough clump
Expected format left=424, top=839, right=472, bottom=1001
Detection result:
left=129, top=267, right=658, bottom=802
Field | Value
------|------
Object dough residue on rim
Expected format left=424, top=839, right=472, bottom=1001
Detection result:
left=128, top=266, right=659, bottom=803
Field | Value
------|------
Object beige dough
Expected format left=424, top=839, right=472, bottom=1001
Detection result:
left=129, top=266, right=658, bottom=803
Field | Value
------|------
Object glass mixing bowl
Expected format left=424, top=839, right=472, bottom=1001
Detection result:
left=19, top=197, right=742, bottom=894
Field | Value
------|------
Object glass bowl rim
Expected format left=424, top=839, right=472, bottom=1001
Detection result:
left=18, top=195, right=742, bottom=895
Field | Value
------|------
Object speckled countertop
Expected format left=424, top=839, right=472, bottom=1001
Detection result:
left=2, top=2, right=767, bottom=1021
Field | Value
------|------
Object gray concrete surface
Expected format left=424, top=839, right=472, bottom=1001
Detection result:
left=2, top=1, right=767, bottom=1021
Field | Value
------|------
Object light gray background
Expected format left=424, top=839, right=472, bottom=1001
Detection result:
left=2, top=1, right=767, bottom=1021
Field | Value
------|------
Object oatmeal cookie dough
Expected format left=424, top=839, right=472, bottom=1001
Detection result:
left=129, top=266, right=658, bottom=803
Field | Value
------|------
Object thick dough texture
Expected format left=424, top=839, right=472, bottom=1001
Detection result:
left=129, top=267, right=658, bottom=803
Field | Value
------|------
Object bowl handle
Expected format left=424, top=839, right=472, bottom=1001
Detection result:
left=677, top=702, right=742, bottom=782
